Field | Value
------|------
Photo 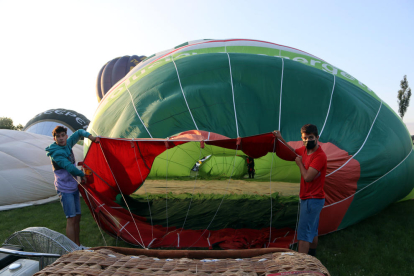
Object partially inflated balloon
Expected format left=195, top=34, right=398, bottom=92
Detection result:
left=86, top=39, right=414, bottom=247
left=24, top=108, right=90, bottom=137
left=0, top=130, right=84, bottom=210
left=96, top=55, right=146, bottom=102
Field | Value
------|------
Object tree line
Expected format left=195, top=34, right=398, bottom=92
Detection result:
left=0, top=117, right=23, bottom=130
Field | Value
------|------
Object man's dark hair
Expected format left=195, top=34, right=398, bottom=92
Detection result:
left=52, top=126, right=67, bottom=137
left=301, top=124, right=319, bottom=137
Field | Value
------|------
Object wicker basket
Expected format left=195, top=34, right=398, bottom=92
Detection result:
left=34, top=247, right=330, bottom=276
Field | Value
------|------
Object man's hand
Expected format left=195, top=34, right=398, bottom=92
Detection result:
left=88, top=135, right=98, bottom=143
left=273, top=130, right=296, bottom=153
left=273, top=130, right=282, bottom=140
left=295, top=156, right=303, bottom=166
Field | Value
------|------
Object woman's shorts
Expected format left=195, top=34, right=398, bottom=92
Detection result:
left=297, top=198, right=325, bottom=243
left=57, top=190, right=81, bottom=218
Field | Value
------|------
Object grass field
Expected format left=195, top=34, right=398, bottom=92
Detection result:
left=0, top=198, right=413, bottom=275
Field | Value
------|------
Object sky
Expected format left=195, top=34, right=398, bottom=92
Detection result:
left=1, top=0, right=413, bottom=134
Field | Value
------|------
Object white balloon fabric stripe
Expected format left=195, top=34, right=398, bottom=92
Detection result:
left=324, top=148, right=413, bottom=208
left=327, top=101, right=383, bottom=177
left=227, top=53, right=239, bottom=137
left=319, top=74, right=336, bottom=138
left=125, top=84, right=153, bottom=138
left=171, top=56, right=199, bottom=131
left=278, top=58, right=284, bottom=130
left=97, top=143, right=146, bottom=248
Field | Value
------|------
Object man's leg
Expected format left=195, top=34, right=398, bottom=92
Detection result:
left=66, top=217, right=77, bottom=245
left=310, top=235, right=318, bottom=249
left=59, top=191, right=79, bottom=245
left=307, top=199, right=324, bottom=256
left=298, top=240, right=310, bottom=253
left=74, top=214, right=81, bottom=246
left=297, top=200, right=311, bottom=254
left=73, top=189, right=82, bottom=246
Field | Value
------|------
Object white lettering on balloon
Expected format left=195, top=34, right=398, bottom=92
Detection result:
left=310, top=60, right=321, bottom=66
left=176, top=53, right=190, bottom=59
left=322, top=64, right=338, bottom=75
left=65, top=112, right=76, bottom=117
left=358, top=81, right=366, bottom=88
left=293, top=57, right=308, bottom=64
left=76, top=117, right=86, bottom=125
left=341, top=71, right=356, bottom=80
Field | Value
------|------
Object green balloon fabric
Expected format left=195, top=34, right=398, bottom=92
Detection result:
left=86, top=39, right=414, bottom=237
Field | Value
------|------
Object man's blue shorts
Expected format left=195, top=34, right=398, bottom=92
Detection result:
left=297, top=198, right=325, bottom=243
left=57, top=190, right=81, bottom=218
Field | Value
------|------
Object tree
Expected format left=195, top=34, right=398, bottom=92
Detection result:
left=397, top=75, right=411, bottom=120
left=0, top=117, right=23, bottom=130
left=15, top=124, right=23, bottom=131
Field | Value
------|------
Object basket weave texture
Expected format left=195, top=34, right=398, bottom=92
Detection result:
left=34, top=248, right=330, bottom=276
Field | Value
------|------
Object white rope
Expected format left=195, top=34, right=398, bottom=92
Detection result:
left=267, top=139, right=277, bottom=247
left=162, top=142, right=204, bottom=247
left=186, top=143, right=240, bottom=248
left=119, top=221, right=130, bottom=233
left=278, top=58, right=284, bottom=130
left=227, top=53, right=239, bottom=137
left=291, top=200, right=300, bottom=251
left=97, top=143, right=146, bottom=248
left=177, top=143, right=203, bottom=235
left=83, top=186, right=107, bottom=246
left=277, top=138, right=300, bottom=157
left=327, top=101, right=383, bottom=177
left=85, top=136, right=221, bottom=142
left=125, top=84, right=153, bottom=138
left=319, top=74, right=336, bottom=138
left=177, top=233, right=180, bottom=248
left=171, top=56, right=199, bottom=130
left=165, top=140, right=170, bottom=232
left=147, top=238, right=157, bottom=249
left=207, top=232, right=211, bottom=248
left=324, top=148, right=413, bottom=208
left=89, top=127, right=99, bottom=136
left=131, top=140, right=155, bottom=244
left=74, top=178, right=145, bottom=248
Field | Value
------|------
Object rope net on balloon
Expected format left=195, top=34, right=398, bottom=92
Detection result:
left=77, top=131, right=302, bottom=250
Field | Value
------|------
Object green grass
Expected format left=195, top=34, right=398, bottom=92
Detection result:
left=1, top=199, right=413, bottom=275
left=317, top=200, right=414, bottom=275
left=0, top=200, right=131, bottom=249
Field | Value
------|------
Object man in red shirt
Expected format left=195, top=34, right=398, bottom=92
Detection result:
left=273, top=124, right=327, bottom=256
